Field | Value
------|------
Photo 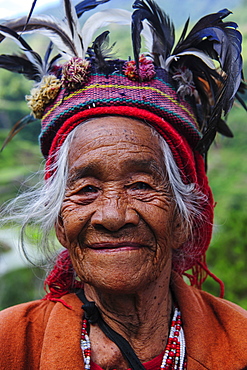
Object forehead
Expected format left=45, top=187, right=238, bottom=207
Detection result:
left=68, top=116, right=165, bottom=175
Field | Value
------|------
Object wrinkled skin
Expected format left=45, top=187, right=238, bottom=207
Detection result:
left=55, top=116, right=185, bottom=369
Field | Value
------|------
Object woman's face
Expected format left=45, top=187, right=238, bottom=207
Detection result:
left=56, top=116, right=183, bottom=293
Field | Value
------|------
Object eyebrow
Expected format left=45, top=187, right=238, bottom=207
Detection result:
left=67, top=158, right=166, bottom=185
left=124, top=159, right=165, bottom=178
left=68, top=163, right=102, bottom=185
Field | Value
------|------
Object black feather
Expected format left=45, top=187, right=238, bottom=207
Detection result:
left=47, top=53, right=62, bottom=73
left=216, top=119, right=234, bottom=137
left=0, top=54, right=40, bottom=81
left=43, top=41, right=62, bottom=75
left=172, top=9, right=243, bottom=114
left=64, top=0, right=77, bottom=38
left=0, top=25, right=43, bottom=65
left=175, top=17, right=190, bottom=50
left=196, top=122, right=217, bottom=155
left=75, top=0, right=111, bottom=18
left=1, top=115, right=37, bottom=152
left=0, top=24, right=44, bottom=80
left=131, top=8, right=145, bottom=67
left=92, top=31, right=115, bottom=74
left=174, top=9, right=232, bottom=52
left=0, top=26, right=61, bottom=81
left=44, top=41, right=54, bottom=66
left=235, top=92, right=247, bottom=111
left=166, top=8, right=245, bottom=154
left=132, top=0, right=175, bottom=67
left=237, top=79, right=247, bottom=95
left=0, top=17, right=80, bottom=57
left=0, top=24, right=34, bottom=52
left=22, top=0, right=38, bottom=32
left=0, top=18, right=27, bottom=43
left=196, top=83, right=227, bottom=154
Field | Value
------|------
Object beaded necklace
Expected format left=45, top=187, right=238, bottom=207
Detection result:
left=81, top=307, right=187, bottom=370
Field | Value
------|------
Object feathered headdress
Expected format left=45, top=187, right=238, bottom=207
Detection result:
left=131, top=1, right=246, bottom=153
left=0, top=0, right=245, bottom=153
left=0, top=0, right=131, bottom=148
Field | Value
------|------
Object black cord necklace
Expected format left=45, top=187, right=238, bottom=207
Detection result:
left=76, top=289, right=146, bottom=370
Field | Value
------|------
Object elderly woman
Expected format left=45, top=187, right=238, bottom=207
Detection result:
left=0, top=0, right=247, bottom=369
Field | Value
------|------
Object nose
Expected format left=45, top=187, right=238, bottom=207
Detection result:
left=91, top=194, right=140, bottom=232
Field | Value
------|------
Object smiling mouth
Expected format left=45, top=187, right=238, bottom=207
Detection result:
left=86, top=242, right=146, bottom=252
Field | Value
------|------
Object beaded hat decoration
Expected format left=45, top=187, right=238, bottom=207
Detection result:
left=0, top=0, right=246, bottom=294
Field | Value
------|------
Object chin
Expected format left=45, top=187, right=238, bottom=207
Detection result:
left=79, top=266, right=167, bottom=295
left=72, top=246, right=172, bottom=294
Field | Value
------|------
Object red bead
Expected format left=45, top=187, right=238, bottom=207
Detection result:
left=82, top=310, right=187, bottom=370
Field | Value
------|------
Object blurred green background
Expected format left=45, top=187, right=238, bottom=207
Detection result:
left=0, top=0, right=247, bottom=310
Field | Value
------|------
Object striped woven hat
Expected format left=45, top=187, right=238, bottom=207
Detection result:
left=41, top=65, right=200, bottom=158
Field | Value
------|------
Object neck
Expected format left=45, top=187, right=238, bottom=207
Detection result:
left=83, top=270, right=173, bottom=367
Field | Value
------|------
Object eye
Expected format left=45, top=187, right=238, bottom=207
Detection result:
left=130, top=182, right=152, bottom=191
left=78, top=185, right=98, bottom=194
left=70, top=184, right=99, bottom=205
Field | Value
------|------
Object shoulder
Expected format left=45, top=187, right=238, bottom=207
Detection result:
left=171, top=273, right=247, bottom=369
left=0, top=292, right=82, bottom=322
left=0, top=298, right=55, bottom=330
left=171, top=272, right=247, bottom=324
left=195, top=286, right=247, bottom=318
left=186, top=282, right=247, bottom=332
left=0, top=293, right=83, bottom=336
left=0, top=299, right=55, bottom=369
left=0, top=294, right=83, bottom=369
left=191, top=288, right=247, bottom=368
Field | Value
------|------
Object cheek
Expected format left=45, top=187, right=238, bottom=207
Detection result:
left=132, top=199, right=177, bottom=268
left=133, top=198, right=175, bottom=240
left=60, top=199, right=93, bottom=242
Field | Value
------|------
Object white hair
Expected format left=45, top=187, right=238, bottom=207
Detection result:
left=0, top=120, right=206, bottom=264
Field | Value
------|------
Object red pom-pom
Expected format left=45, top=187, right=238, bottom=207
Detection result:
left=123, top=55, right=156, bottom=81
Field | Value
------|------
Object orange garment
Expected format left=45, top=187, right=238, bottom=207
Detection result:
left=1, top=274, right=247, bottom=370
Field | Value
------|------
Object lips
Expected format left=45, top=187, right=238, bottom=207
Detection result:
left=86, top=242, right=146, bottom=251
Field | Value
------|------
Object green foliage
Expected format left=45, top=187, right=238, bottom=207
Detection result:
left=0, top=266, right=45, bottom=310
left=204, top=110, right=247, bottom=308
left=0, top=37, right=43, bottom=142
left=204, top=203, right=247, bottom=308
left=0, top=130, right=41, bottom=203
left=0, top=68, right=31, bottom=125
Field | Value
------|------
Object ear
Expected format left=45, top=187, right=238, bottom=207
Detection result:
left=55, top=215, right=69, bottom=249
left=172, top=212, right=189, bottom=250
